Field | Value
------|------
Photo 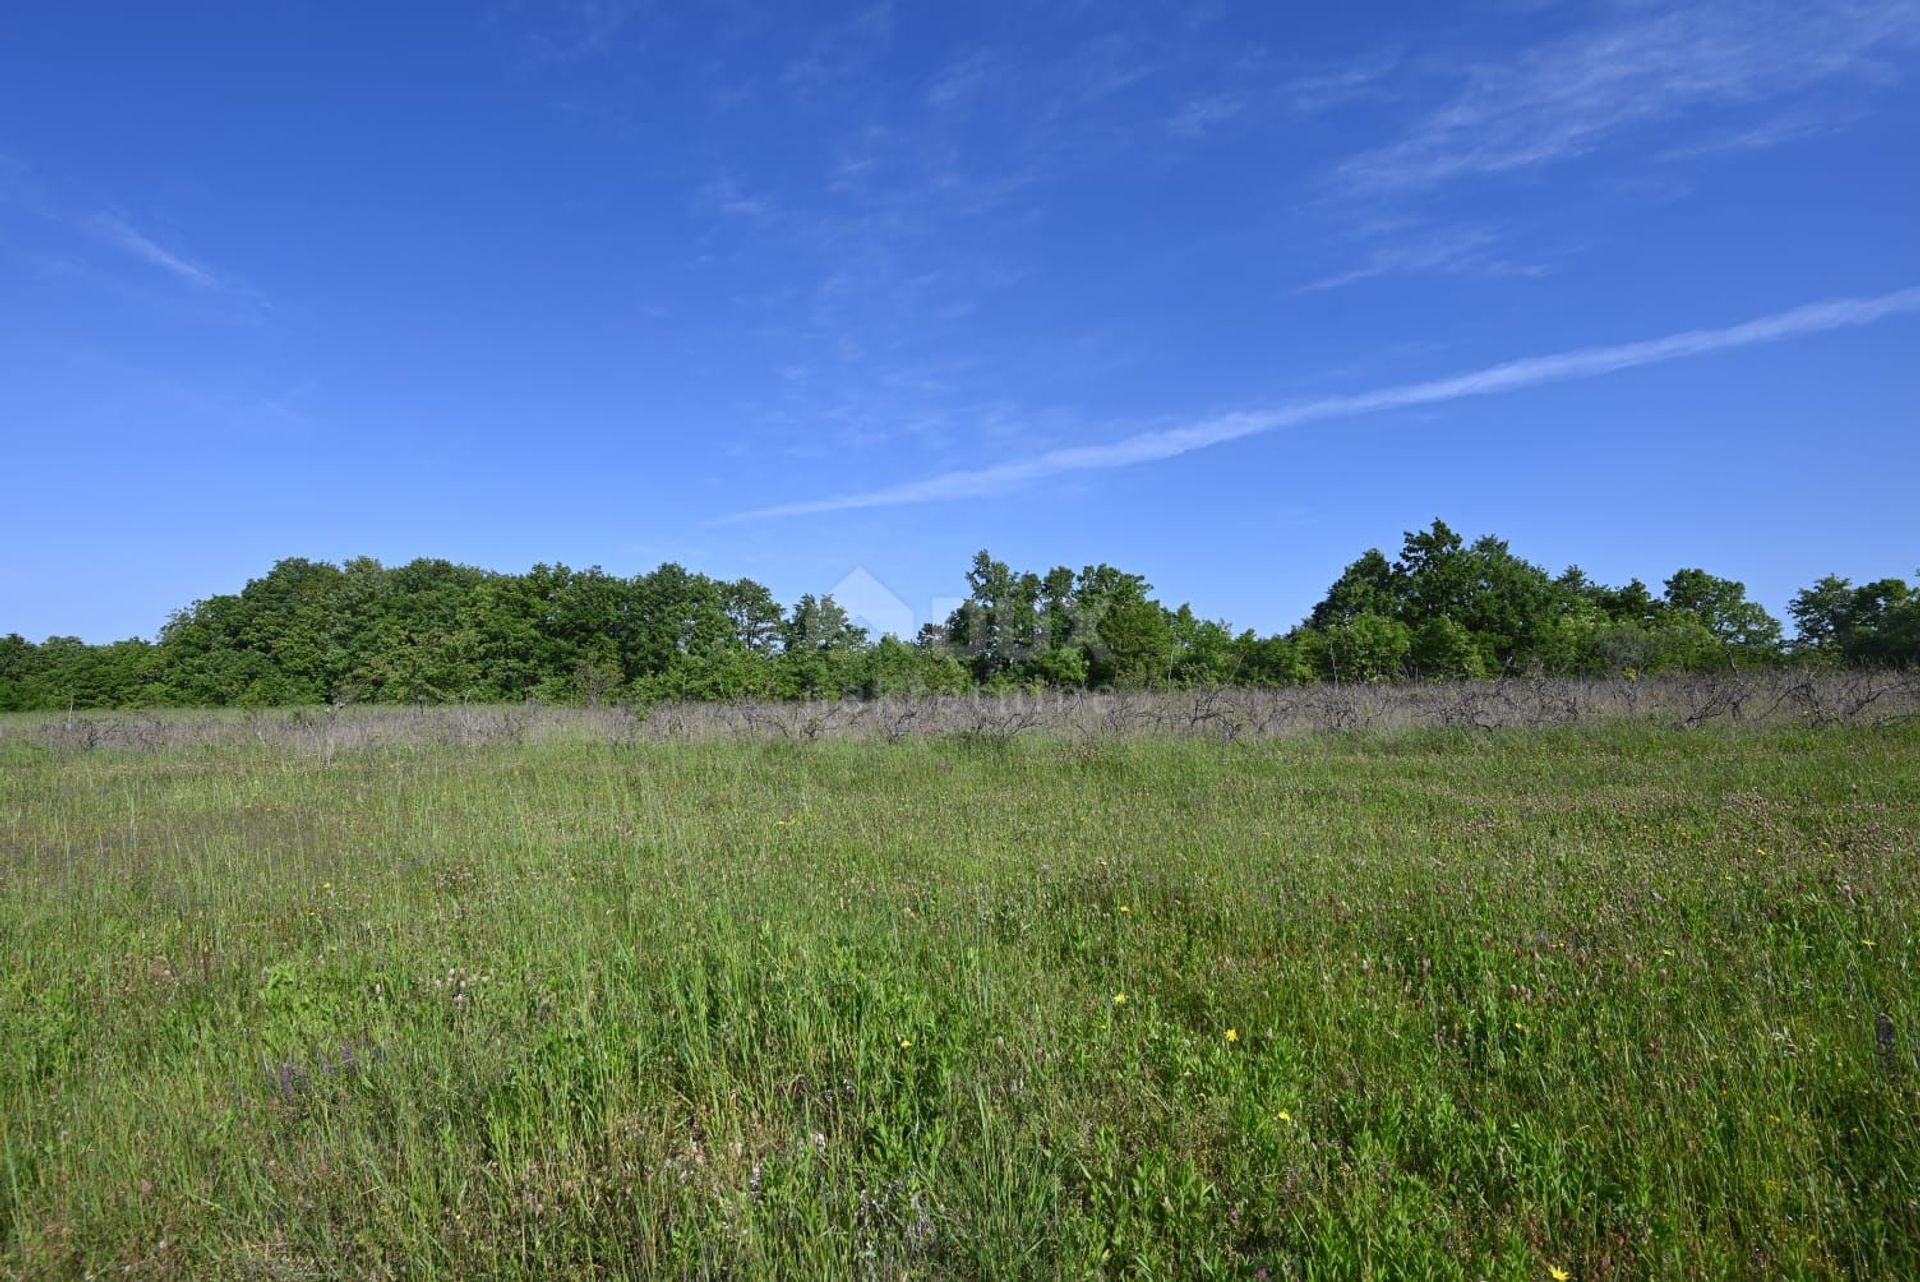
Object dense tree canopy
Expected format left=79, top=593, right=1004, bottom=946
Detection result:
left=3, top=521, right=1912, bottom=711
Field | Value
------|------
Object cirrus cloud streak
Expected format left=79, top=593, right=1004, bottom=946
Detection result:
left=730, top=285, right=1920, bottom=520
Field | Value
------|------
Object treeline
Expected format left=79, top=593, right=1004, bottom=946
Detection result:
left=3, top=521, right=1915, bottom=711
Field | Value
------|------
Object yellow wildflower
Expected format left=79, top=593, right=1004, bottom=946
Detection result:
left=1549, top=1267, right=1570, bottom=1282
left=1276, top=1110, right=1293, bottom=1123
left=1112, top=992, right=1127, bottom=1005
left=1225, top=1028, right=1239, bottom=1043
left=899, top=1037, right=912, bottom=1050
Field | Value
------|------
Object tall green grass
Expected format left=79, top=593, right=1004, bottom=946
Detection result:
left=3, top=724, right=1916, bottom=1278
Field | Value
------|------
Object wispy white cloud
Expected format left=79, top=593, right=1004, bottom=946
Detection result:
left=729, top=285, right=1920, bottom=519
left=511, top=0, right=656, bottom=63
left=778, top=2, right=894, bottom=100
left=1297, top=223, right=1554, bottom=293
left=1277, top=54, right=1399, bottom=116
left=87, top=213, right=225, bottom=290
left=2, top=160, right=263, bottom=320
left=1655, top=107, right=1848, bottom=161
left=923, top=49, right=999, bottom=113
left=681, top=22, right=1184, bottom=460
left=1159, top=49, right=1396, bottom=143
left=1334, top=0, right=1920, bottom=193
left=697, top=174, right=779, bottom=220
left=0, top=153, right=55, bottom=216
left=1166, top=92, right=1247, bottom=139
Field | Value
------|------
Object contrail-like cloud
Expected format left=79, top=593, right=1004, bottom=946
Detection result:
left=731, top=286, right=1920, bottom=520
left=89, top=213, right=223, bottom=290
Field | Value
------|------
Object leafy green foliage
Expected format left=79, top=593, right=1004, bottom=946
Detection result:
left=1410, top=616, right=1486, bottom=679
left=3, top=522, right=1908, bottom=711
left=1791, top=575, right=1920, bottom=667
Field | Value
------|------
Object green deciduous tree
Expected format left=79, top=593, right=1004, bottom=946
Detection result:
left=1319, top=613, right=1412, bottom=683
left=1095, top=597, right=1175, bottom=689
left=1410, top=617, right=1486, bottom=680
left=1662, top=568, right=1783, bottom=665
left=1, top=526, right=1901, bottom=713
left=1790, top=574, right=1918, bottom=666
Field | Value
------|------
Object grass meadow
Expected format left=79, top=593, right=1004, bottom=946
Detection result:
left=2, top=715, right=1917, bottom=1278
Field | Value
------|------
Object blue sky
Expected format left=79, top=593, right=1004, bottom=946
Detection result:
left=3, top=0, right=1917, bottom=642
